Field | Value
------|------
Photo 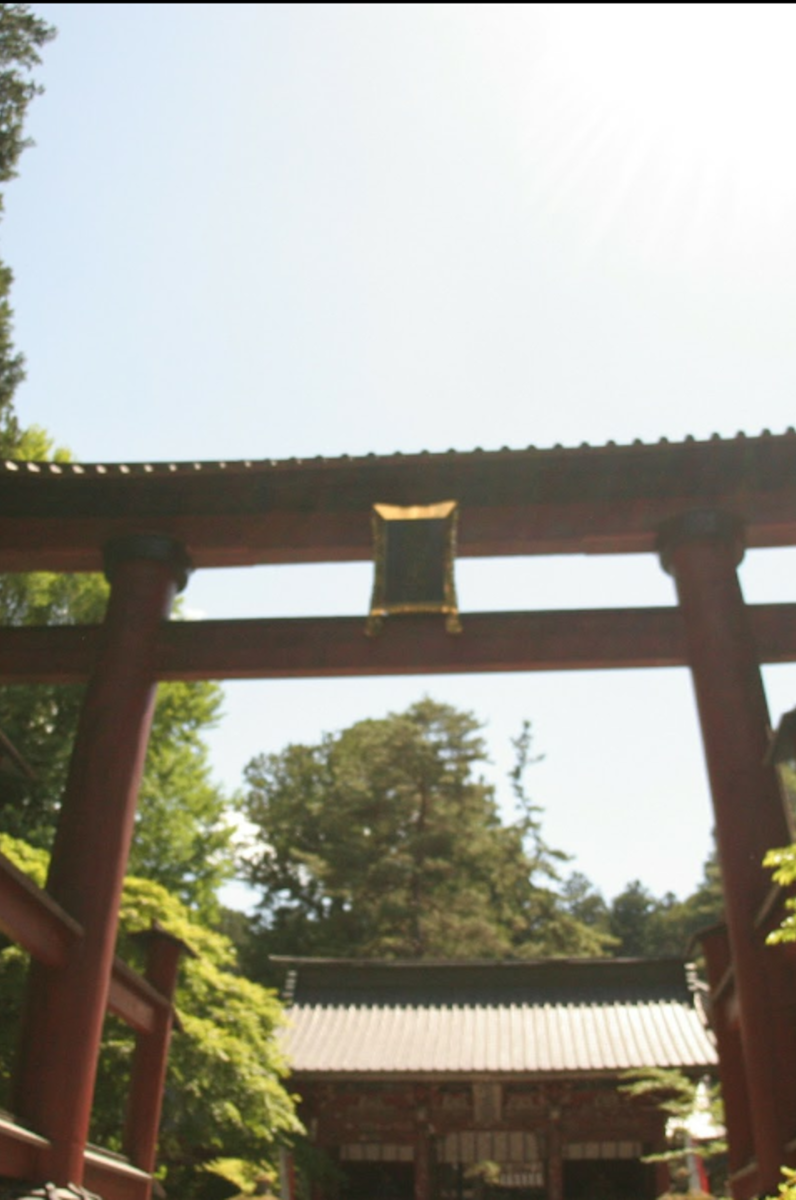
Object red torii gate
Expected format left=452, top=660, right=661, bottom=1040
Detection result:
left=1, top=431, right=796, bottom=1199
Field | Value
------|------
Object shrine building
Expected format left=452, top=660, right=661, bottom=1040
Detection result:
left=277, top=956, right=718, bottom=1200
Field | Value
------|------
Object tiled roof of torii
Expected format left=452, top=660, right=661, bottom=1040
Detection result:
left=1, top=428, right=796, bottom=573
left=1, top=425, right=794, bottom=477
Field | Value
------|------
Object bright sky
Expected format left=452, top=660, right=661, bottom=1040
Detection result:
left=7, top=3, right=796, bottom=905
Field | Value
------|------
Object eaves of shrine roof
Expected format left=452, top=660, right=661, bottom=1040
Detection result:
left=275, top=957, right=717, bottom=1078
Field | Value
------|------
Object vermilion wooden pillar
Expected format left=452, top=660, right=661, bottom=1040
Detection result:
left=14, top=534, right=190, bottom=1188
left=652, top=1129, right=671, bottom=1198
left=658, top=510, right=795, bottom=1196
left=546, top=1118, right=564, bottom=1200
left=698, top=925, right=755, bottom=1183
left=413, top=1129, right=431, bottom=1200
left=413, top=1086, right=432, bottom=1200
left=124, top=924, right=193, bottom=1173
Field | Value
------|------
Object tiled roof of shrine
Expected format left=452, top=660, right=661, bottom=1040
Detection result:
left=276, top=958, right=717, bottom=1077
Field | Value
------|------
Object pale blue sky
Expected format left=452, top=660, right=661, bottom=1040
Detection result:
left=6, top=3, right=796, bottom=902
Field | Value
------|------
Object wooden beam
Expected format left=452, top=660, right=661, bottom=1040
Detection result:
left=0, top=852, right=172, bottom=1039
left=0, top=623, right=100, bottom=682
left=0, top=1112, right=48, bottom=1182
left=0, top=603, right=794, bottom=682
left=0, top=850, right=82, bottom=967
left=158, top=608, right=691, bottom=678
left=0, top=1119, right=152, bottom=1200
left=107, top=959, right=170, bottom=1036
left=1, top=433, right=796, bottom=569
left=82, top=1149, right=153, bottom=1200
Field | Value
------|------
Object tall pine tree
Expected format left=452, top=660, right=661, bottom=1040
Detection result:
left=240, top=699, right=611, bottom=967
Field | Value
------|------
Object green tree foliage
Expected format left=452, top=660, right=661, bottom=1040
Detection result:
left=0, top=833, right=302, bottom=1199
left=765, top=836, right=796, bottom=946
left=620, top=1067, right=726, bottom=1196
left=559, top=852, right=724, bottom=960
left=132, top=679, right=234, bottom=913
left=0, top=5, right=53, bottom=185
left=609, top=879, right=676, bottom=957
left=779, top=763, right=796, bottom=822
left=762, top=772, right=796, bottom=1200
left=662, top=852, right=725, bottom=949
left=601, top=855, right=724, bottom=959
left=0, top=4, right=55, bottom=451
left=240, top=699, right=611, bottom=966
left=560, top=871, right=617, bottom=951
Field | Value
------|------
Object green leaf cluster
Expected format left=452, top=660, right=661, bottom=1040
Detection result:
left=131, top=678, right=234, bottom=915
left=200, top=1156, right=277, bottom=1198
left=764, top=845, right=796, bottom=945
left=620, top=1067, right=726, bottom=1193
left=763, top=768, right=796, bottom=1196
left=778, top=1166, right=796, bottom=1200
left=763, top=767, right=796, bottom=945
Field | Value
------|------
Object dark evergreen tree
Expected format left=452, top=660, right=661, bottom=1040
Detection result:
left=561, top=871, right=614, bottom=940
left=239, top=699, right=612, bottom=968
left=608, top=879, right=668, bottom=956
left=0, top=4, right=55, bottom=453
left=606, top=853, right=724, bottom=958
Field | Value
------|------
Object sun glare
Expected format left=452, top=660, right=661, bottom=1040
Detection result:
left=514, top=4, right=796, bottom=263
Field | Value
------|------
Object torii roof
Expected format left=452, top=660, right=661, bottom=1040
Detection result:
left=1, top=429, right=796, bottom=572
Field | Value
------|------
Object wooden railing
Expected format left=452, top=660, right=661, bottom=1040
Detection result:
left=0, top=849, right=189, bottom=1200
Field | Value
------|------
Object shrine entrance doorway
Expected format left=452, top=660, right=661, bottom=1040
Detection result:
left=562, top=1159, right=652, bottom=1200
left=341, top=1161, right=415, bottom=1200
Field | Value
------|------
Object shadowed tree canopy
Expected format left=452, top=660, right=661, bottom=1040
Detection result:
left=239, top=699, right=612, bottom=967
left=606, top=854, right=724, bottom=958
left=559, top=855, right=725, bottom=959
left=0, top=4, right=55, bottom=452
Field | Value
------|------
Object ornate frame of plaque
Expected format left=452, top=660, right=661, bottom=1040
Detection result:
left=366, top=500, right=461, bottom=636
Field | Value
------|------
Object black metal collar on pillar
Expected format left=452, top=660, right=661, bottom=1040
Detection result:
left=102, top=534, right=193, bottom=593
left=656, top=509, right=745, bottom=575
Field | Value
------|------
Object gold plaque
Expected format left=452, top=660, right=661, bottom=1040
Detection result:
left=366, top=500, right=461, bottom=635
